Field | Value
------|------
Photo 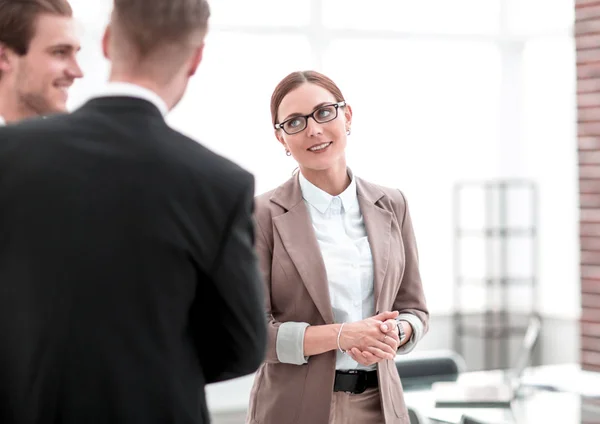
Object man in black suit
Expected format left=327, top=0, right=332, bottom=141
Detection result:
left=0, top=1, right=266, bottom=423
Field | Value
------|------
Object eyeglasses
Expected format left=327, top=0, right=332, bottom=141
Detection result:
left=275, top=101, right=346, bottom=135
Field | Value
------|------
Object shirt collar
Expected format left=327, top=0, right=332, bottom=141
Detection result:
left=0, top=115, right=5, bottom=126
left=92, top=82, right=169, bottom=117
left=298, top=169, right=358, bottom=214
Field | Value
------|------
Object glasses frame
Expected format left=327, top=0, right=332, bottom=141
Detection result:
left=275, top=101, right=346, bottom=135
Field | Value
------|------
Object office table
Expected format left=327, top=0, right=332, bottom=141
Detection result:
left=404, top=363, right=600, bottom=424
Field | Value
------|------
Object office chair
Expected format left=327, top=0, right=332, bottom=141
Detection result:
left=396, top=349, right=466, bottom=391
left=407, top=406, right=430, bottom=424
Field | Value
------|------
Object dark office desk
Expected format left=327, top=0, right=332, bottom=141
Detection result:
left=403, top=364, right=600, bottom=424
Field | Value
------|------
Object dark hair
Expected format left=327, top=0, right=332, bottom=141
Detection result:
left=0, top=0, right=72, bottom=56
left=112, top=0, right=211, bottom=58
left=270, top=70, right=346, bottom=126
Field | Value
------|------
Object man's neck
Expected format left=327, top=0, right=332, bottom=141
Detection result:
left=108, top=74, right=176, bottom=111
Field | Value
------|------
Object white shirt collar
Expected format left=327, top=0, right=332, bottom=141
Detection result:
left=299, top=169, right=358, bottom=214
left=0, top=115, right=5, bottom=126
left=92, top=82, right=169, bottom=117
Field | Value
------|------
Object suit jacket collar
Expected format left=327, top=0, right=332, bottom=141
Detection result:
left=79, top=96, right=165, bottom=120
left=269, top=171, right=391, bottom=322
left=270, top=172, right=386, bottom=211
left=92, top=82, right=169, bottom=116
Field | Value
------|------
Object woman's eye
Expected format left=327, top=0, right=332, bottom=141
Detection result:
left=317, top=108, right=332, bottom=118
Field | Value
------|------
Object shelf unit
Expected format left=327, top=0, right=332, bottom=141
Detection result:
left=452, top=180, right=539, bottom=370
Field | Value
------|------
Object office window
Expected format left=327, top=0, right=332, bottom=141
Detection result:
left=323, top=39, right=502, bottom=185
left=210, top=0, right=310, bottom=27
left=323, top=0, right=501, bottom=34
left=506, top=0, right=575, bottom=35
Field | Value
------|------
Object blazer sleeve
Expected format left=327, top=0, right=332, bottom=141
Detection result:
left=195, top=176, right=267, bottom=383
left=253, top=197, right=311, bottom=365
left=392, top=190, right=429, bottom=353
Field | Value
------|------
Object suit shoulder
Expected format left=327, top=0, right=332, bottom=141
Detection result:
left=169, top=131, right=254, bottom=190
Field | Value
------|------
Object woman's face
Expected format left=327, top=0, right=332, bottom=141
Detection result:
left=275, top=83, right=352, bottom=172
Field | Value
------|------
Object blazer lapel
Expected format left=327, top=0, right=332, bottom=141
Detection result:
left=357, top=178, right=392, bottom=312
left=271, top=176, right=334, bottom=324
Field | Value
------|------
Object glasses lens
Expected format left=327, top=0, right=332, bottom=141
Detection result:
left=283, top=117, right=306, bottom=134
left=314, top=105, right=338, bottom=123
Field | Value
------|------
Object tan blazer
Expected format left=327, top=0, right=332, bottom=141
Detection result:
left=247, top=174, right=428, bottom=424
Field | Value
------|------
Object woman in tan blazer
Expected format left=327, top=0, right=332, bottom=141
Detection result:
left=247, top=71, right=428, bottom=424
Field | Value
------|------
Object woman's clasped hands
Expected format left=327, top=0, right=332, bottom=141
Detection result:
left=338, top=311, right=403, bottom=366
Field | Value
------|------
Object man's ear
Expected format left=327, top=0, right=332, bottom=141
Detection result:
left=0, top=43, right=13, bottom=74
left=188, top=43, right=204, bottom=77
left=101, top=25, right=111, bottom=60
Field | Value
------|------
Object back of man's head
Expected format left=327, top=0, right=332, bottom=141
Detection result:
left=0, top=0, right=73, bottom=80
left=108, top=0, right=210, bottom=78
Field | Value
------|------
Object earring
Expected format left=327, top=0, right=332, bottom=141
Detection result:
left=285, top=150, right=291, bottom=157
left=346, top=129, right=352, bottom=136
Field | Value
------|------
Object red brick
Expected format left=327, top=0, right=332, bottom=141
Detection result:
left=582, top=363, right=600, bottom=372
left=578, top=62, right=600, bottom=78
left=582, top=336, right=600, bottom=351
left=580, top=136, right=600, bottom=149
left=576, top=19, right=600, bottom=36
left=581, top=194, right=600, bottom=207
left=583, top=294, right=600, bottom=308
left=582, top=307, right=600, bottom=321
left=580, top=165, right=600, bottom=178
left=582, top=265, right=600, bottom=279
left=582, top=251, right=600, bottom=264
left=580, top=151, right=600, bottom=164
left=583, top=278, right=600, bottom=293
left=579, top=108, right=600, bottom=122
left=581, top=237, right=600, bottom=250
left=577, top=5, right=600, bottom=21
left=578, top=48, right=600, bottom=64
left=580, top=180, right=600, bottom=193
left=577, top=34, right=600, bottom=51
left=581, top=209, right=600, bottom=221
left=578, top=93, right=600, bottom=107
left=582, top=322, right=600, bottom=336
left=578, top=78, right=600, bottom=93
left=582, top=223, right=600, bottom=236
left=582, top=350, right=600, bottom=366
left=577, top=0, right=600, bottom=6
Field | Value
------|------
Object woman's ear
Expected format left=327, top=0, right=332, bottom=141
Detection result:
left=275, top=130, right=288, bottom=150
left=344, top=104, right=353, bottom=130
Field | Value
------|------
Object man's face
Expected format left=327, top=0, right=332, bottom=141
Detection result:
left=10, top=14, right=83, bottom=115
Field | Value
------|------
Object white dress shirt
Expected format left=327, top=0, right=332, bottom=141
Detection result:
left=0, top=115, right=5, bottom=126
left=91, top=82, right=169, bottom=117
left=276, top=171, right=421, bottom=370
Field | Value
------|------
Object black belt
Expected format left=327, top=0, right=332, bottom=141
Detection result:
left=333, top=370, right=378, bottom=394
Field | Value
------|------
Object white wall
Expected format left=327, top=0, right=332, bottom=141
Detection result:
left=67, top=0, right=579, bottom=319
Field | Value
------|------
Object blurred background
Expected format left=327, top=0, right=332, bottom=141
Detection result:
left=64, top=0, right=599, bottom=421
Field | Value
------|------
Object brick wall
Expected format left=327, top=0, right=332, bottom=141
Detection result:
left=577, top=0, right=600, bottom=373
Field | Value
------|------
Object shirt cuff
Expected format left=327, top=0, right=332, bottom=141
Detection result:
left=396, top=313, right=424, bottom=355
left=276, top=322, right=310, bottom=365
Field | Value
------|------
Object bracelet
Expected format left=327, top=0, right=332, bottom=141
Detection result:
left=337, top=323, right=346, bottom=354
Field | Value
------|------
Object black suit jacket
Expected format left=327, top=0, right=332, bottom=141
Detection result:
left=0, top=97, right=267, bottom=424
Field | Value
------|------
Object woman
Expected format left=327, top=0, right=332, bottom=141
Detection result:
left=247, top=71, right=428, bottom=424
